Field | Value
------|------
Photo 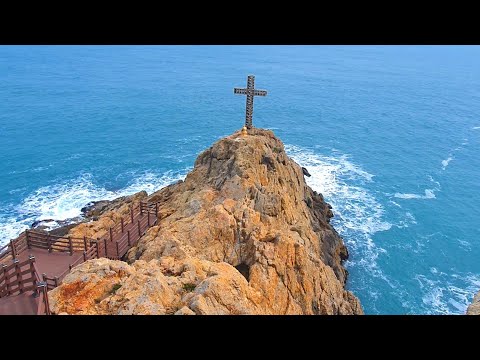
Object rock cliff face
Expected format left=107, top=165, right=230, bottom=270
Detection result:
left=467, top=291, right=480, bottom=315
left=49, top=128, right=363, bottom=315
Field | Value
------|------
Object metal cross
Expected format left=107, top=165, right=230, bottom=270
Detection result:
left=234, top=75, right=267, bottom=129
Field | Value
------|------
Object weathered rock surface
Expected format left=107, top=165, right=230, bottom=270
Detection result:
left=467, top=291, right=480, bottom=315
left=49, top=128, right=363, bottom=315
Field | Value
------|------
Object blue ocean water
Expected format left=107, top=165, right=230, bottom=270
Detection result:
left=1, top=45, right=479, bottom=314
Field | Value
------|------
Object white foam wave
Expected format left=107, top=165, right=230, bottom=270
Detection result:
left=285, top=145, right=388, bottom=231
left=0, top=216, right=30, bottom=246
left=395, top=212, right=417, bottom=229
left=0, top=170, right=188, bottom=246
left=405, top=212, right=417, bottom=223
left=415, top=272, right=480, bottom=314
left=457, top=239, right=472, bottom=250
left=440, top=137, right=471, bottom=171
left=389, top=200, right=402, bottom=208
left=285, top=144, right=391, bottom=293
left=394, top=189, right=436, bottom=199
left=427, top=175, right=441, bottom=189
left=472, top=126, right=480, bottom=130
left=441, top=156, right=453, bottom=170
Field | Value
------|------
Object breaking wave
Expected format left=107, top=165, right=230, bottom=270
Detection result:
left=415, top=271, right=480, bottom=314
left=441, top=156, right=454, bottom=170
left=0, top=170, right=188, bottom=246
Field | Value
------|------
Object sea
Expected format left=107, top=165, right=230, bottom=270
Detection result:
left=1, top=45, right=479, bottom=314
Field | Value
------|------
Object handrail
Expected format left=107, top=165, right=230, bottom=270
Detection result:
left=0, top=233, right=27, bottom=262
left=0, top=243, right=9, bottom=257
left=32, top=260, right=42, bottom=284
left=26, top=230, right=96, bottom=243
left=0, top=256, right=38, bottom=298
left=35, top=282, right=50, bottom=315
left=0, top=200, right=161, bottom=303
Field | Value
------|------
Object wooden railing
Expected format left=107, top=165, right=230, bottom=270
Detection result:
left=113, top=211, right=154, bottom=259
left=33, top=262, right=50, bottom=315
left=36, top=281, right=50, bottom=315
left=42, top=274, right=60, bottom=291
left=25, top=231, right=93, bottom=255
left=0, top=256, right=38, bottom=298
left=0, top=231, right=96, bottom=263
left=0, top=255, right=50, bottom=314
left=0, top=200, right=160, bottom=300
left=0, top=232, right=28, bottom=263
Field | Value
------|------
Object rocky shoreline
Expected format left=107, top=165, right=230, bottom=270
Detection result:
left=30, top=191, right=149, bottom=236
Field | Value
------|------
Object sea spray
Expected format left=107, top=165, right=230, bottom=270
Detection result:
left=0, top=169, right=189, bottom=245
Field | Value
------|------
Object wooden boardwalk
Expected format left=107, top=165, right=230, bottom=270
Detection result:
left=0, top=201, right=159, bottom=315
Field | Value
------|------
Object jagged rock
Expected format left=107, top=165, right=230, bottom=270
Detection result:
left=51, top=128, right=362, bottom=315
left=302, top=167, right=311, bottom=177
left=467, top=291, right=480, bottom=315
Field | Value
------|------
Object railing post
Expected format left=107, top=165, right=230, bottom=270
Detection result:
left=96, top=238, right=100, bottom=258
left=83, top=236, right=87, bottom=251
left=26, top=229, right=31, bottom=249
left=47, top=234, right=52, bottom=253
left=68, top=236, right=73, bottom=255
left=109, top=227, right=113, bottom=242
left=40, top=273, right=49, bottom=293
left=116, top=242, right=120, bottom=258
left=147, top=211, right=150, bottom=227
left=121, top=218, right=124, bottom=233
left=29, top=256, right=37, bottom=292
left=130, top=207, right=134, bottom=223
left=34, top=282, right=42, bottom=308
left=14, top=259, right=23, bottom=294
left=37, top=282, right=50, bottom=315
left=137, top=220, right=141, bottom=236
left=104, top=238, right=108, bottom=257
left=54, top=276, right=59, bottom=288
left=127, top=230, right=131, bottom=246
left=2, top=264, right=10, bottom=296
left=10, top=240, right=16, bottom=260
left=83, top=251, right=87, bottom=262
left=42, top=283, right=51, bottom=315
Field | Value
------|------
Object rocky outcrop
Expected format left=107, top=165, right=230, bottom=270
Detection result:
left=31, top=191, right=148, bottom=237
left=49, top=128, right=362, bottom=315
left=467, top=291, right=480, bottom=315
